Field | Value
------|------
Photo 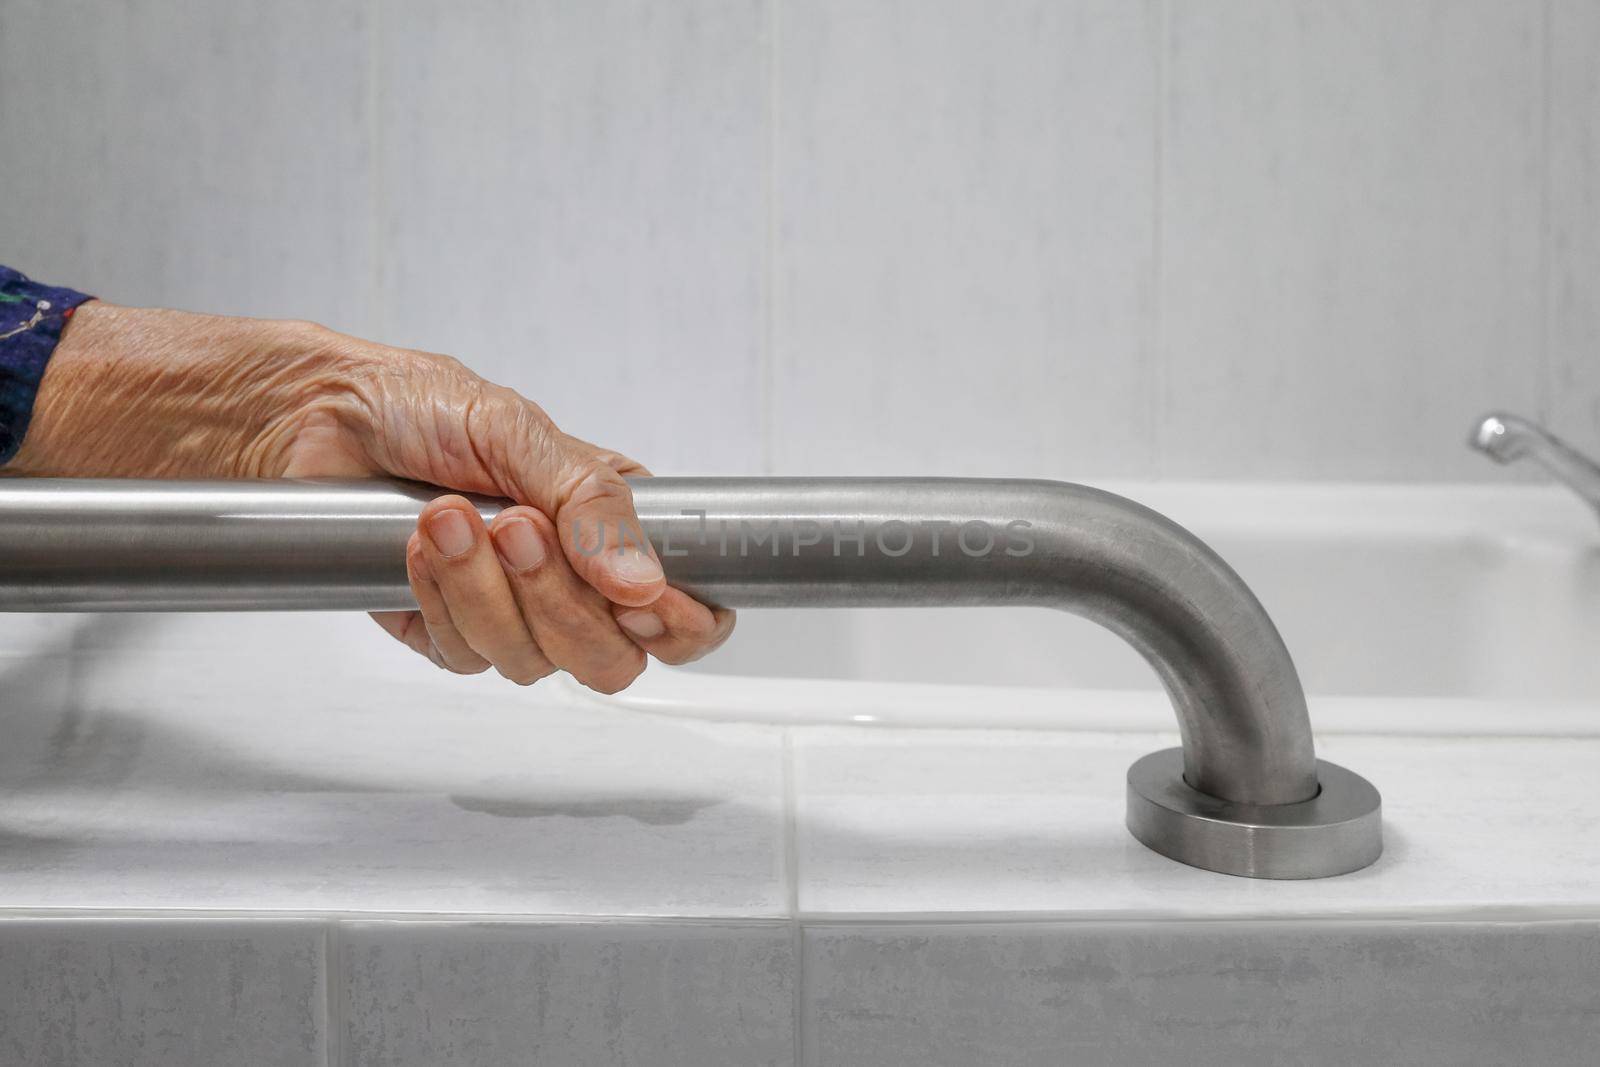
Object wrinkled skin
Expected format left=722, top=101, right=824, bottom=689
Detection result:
left=9, top=301, right=734, bottom=691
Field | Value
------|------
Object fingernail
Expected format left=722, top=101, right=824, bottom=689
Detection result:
left=427, top=508, right=475, bottom=558
left=608, top=547, right=664, bottom=586
left=410, top=552, right=432, bottom=583
left=616, top=610, right=665, bottom=639
left=495, top=518, right=547, bottom=572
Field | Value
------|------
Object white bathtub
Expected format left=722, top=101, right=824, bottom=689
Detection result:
left=576, top=481, right=1600, bottom=732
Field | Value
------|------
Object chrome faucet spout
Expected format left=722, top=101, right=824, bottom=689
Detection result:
left=0, top=476, right=1381, bottom=879
left=1470, top=412, right=1600, bottom=516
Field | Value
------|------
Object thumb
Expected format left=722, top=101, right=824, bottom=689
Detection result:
left=552, top=459, right=666, bottom=608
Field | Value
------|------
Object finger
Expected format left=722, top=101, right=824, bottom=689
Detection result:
left=552, top=458, right=666, bottom=609
left=406, top=535, right=490, bottom=674
left=489, top=506, right=647, bottom=694
left=613, top=588, right=737, bottom=666
left=417, top=498, right=554, bottom=685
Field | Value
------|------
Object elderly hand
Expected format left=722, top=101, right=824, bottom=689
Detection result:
left=10, top=301, right=734, bottom=690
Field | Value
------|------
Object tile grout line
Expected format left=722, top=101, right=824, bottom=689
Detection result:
left=365, top=0, right=384, bottom=340
left=0, top=908, right=799, bottom=925
left=2, top=906, right=1597, bottom=927
left=793, top=915, right=809, bottom=1067
left=324, top=919, right=345, bottom=1067
left=789, top=909, right=1600, bottom=927
left=1538, top=0, right=1554, bottom=428
left=1151, top=0, right=1170, bottom=479
left=779, top=727, right=805, bottom=1065
left=779, top=732, right=800, bottom=927
left=760, top=0, right=780, bottom=476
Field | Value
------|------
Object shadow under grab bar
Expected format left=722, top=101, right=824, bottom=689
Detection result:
left=0, top=476, right=1381, bottom=880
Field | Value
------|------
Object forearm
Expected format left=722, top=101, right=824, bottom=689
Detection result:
left=8, top=302, right=373, bottom=479
left=0, top=284, right=723, bottom=685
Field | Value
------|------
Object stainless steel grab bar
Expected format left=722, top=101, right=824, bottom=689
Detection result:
left=0, top=476, right=1381, bottom=879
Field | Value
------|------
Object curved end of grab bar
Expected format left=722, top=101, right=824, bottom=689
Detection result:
left=631, top=477, right=1381, bottom=879
left=631, top=477, right=1318, bottom=806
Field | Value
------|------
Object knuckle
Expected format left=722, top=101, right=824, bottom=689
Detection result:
left=708, top=612, right=738, bottom=649
left=497, top=661, right=552, bottom=687
left=283, top=319, right=334, bottom=345
left=400, top=615, right=433, bottom=652
left=413, top=349, right=472, bottom=379
left=438, top=388, right=491, bottom=468
left=582, top=649, right=647, bottom=695
left=652, top=645, right=696, bottom=666
left=506, top=390, right=555, bottom=432
left=436, top=353, right=471, bottom=376
left=590, top=446, right=645, bottom=475
left=564, top=457, right=635, bottom=508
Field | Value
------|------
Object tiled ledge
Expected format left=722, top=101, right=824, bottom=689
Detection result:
left=4, top=614, right=1600, bottom=1063
left=7, top=614, right=1600, bottom=923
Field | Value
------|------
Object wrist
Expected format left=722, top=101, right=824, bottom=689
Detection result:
left=237, top=319, right=393, bottom=478
left=6, top=299, right=124, bottom=475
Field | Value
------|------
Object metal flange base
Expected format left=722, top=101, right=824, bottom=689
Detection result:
left=1126, top=748, right=1382, bottom=880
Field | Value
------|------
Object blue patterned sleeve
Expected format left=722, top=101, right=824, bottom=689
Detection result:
left=0, top=266, right=95, bottom=465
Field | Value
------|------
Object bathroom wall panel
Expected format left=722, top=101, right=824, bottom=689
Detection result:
left=1162, top=0, right=1545, bottom=480
left=0, top=0, right=374, bottom=335
left=1547, top=0, right=1600, bottom=455
left=1, top=1, right=1593, bottom=484
left=771, top=0, right=1160, bottom=478
left=375, top=0, right=768, bottom=475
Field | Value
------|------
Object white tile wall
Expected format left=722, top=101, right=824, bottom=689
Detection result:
left=1163, top=0, right=1545, bottom=480
left=0, top=0, right=374, bottom=335
left=373, top=0, right=767, bottom=475
left=2, top=0, right=1598, bottom=481
left=771, top=0, right=1159, bottom=478
left=1548, top=0, right=1600, bottom=454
